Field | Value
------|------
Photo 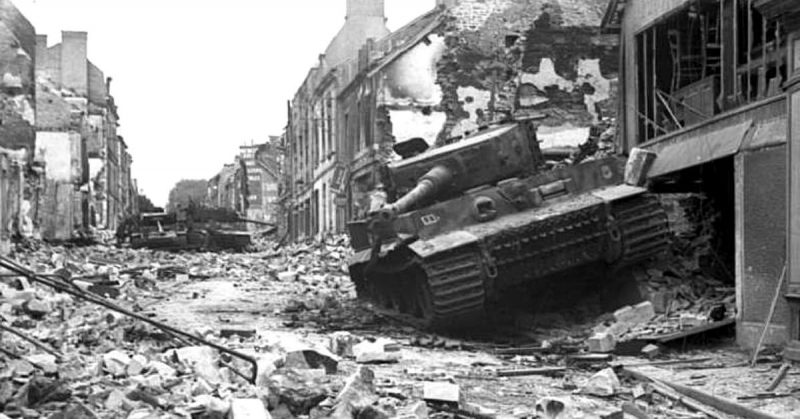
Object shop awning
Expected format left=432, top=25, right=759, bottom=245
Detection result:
left=645, top=119, right=754, bottom=177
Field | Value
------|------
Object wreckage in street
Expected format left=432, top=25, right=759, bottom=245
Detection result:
left=118, top=205, right=274, bottom=251
left=348, top=121, right=671, bottom=328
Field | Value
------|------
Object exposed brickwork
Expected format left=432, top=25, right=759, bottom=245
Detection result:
left=435, top=0, right=619, bottom=143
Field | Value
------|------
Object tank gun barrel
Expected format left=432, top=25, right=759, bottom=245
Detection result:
left=387, top=165, right=453, bottom=215
left=235, top=218, right=276, bottom=227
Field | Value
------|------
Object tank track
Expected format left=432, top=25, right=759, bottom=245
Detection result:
left=417, top=247, right=486, bottom=327
left=613, top=195, right=671, bottom=266
left=352, top=194, right=670, bottom=329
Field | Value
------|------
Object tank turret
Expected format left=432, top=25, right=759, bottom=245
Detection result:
left=384, top=122, right=542, bottom=210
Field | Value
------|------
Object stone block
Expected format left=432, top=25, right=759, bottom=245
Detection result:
left=422, top=382, right=460, bottom=404
left=231, top=399, right=271, bottom=419
left=581, top=368, right=620, bottom=397
left=641, top=344, right=661, bottom=359
left=586, top=332, right=616, bottom=353
left=103, top=350, right=131, bottom=377
left=329, top=331, right=361, bottom=357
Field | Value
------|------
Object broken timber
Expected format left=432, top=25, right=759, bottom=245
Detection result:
left=624, top=367, right=783, bottom=419
left=637, top=318, right=735, bottom=343
left=496, top=367, right=566, bottom=377
left=764, top=363, right=791, bottom=392
left=0, top=322, right=63, bottom=359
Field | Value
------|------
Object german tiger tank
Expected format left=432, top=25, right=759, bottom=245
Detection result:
left=347, top=121, right=670, bottom=329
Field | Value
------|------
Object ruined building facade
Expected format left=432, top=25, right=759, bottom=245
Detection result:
left=286, top=0, right=391, bottom=240
left=285, top=0, right=617, bottom=240
left=0, top=0, right=137, bottom=252
left=35, top=31, right=136, bottom=238
left=610, top=0, right=800, bottom=351
left=0, top=0, right=35, bottom=253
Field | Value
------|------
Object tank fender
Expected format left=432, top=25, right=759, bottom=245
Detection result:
left=589, top=184, right=648, bottom=202
left=408, top=230, right=480, bottom=258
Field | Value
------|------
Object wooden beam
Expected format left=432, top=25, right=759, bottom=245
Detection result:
left=625, top=368, right=784, bottom=419
left=652, top=26, right=658, bottom=138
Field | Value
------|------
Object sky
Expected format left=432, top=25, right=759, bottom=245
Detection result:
left=13, top=0, right=437, bottom=206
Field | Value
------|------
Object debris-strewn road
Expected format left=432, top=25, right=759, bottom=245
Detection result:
left=0, top=239, right=798, bottom=419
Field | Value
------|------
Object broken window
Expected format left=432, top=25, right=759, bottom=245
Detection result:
left=635, top=0, right=787, bottom=144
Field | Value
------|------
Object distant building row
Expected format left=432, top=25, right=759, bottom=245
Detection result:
left=206, top=139, right=282, bottom=227
left=0, top=0, right=137, bottom=253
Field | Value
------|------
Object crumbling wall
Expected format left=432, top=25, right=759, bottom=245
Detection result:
left=0, top=148, right=29, bottom=254
left=35, top=84, right=73, bottom=129
left=379, top=35, right=448, bottom=147
left=436, top=0, right=618, bottom=144
left=35, top=132, right=83, bottom=240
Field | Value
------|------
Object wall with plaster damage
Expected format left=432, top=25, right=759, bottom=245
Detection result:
left=436, top=0, right=617, bottom=145
left=379, top=34, right=447, bottom=146
left=35, top=132, right=82, bottom=240
left=0, top=0, right=37, bottom=251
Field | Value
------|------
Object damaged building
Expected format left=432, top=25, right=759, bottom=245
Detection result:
left=610, top=0, right=800, bottom=353
left=285, top=0, right=618, bottom=239
left=287, top=0, right=391, bottom=240
left=35, top=31, right=137, bottom=238
left=0, top=0, right=36, bottom=253
left=206, top=137, right=283, bottom=226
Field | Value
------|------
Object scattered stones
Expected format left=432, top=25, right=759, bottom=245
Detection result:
left=422, top=382, right=460, bottom=405
left=284, top=346, right=339, bottom=374
left=597, top=407, right=624, bottom=419
left=535, top=397, right=569, bottom=419
left=278, top=271, right=298, bottom=282
left=126, top=354, right=148, bottom=376
left=331, top=366, right=377, bottom=419
left=586, top=332, right=616, bottom=353
left=395, top=401, right=429, bottom=419
left=25, top=353, right=58, bottom=375
left=21, top=299, right=51, bottom=318
left=103, top=350, right=131, bottom=377
left=581, top=368, right=621, bottom=397
left=329, top=331, right=361, bottom=358
left=231, top=398, right=271, bottom=419
left=268, top=371, right=330, bottom=415
left=221, top=328, right=257, bottom=339
left=172, top=346, right=223, bottom=384
left=641, top=344, right=661, bottom=359
left=353, top=339, right=401, bottom=364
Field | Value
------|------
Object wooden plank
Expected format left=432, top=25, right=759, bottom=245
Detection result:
left=638, top=318, right=735, bottom=343
left=664, top=379, right=784, bottom=419
left=625, top=367, right=783, bottom=419
left=496, top=367, right=567, bottom=377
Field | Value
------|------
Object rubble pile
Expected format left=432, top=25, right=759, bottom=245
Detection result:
left=0, top=239, right=396, bottom=419
left=259, top=236, right=378, bottom=330
left=0, top=237, right=797, bottom=419
left=624, top=194, right=735, bottom=341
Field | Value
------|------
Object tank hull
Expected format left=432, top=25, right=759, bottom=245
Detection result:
left=348, top=187, right=670, bottom=329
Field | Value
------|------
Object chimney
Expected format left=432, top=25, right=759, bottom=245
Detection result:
left=60, top=31, right=88, bottom=96
left=35, top=34, right=47, bottom=73
left=436, top=0, right=457, bottom=8
left=346, top=0, right=384, bottom=20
